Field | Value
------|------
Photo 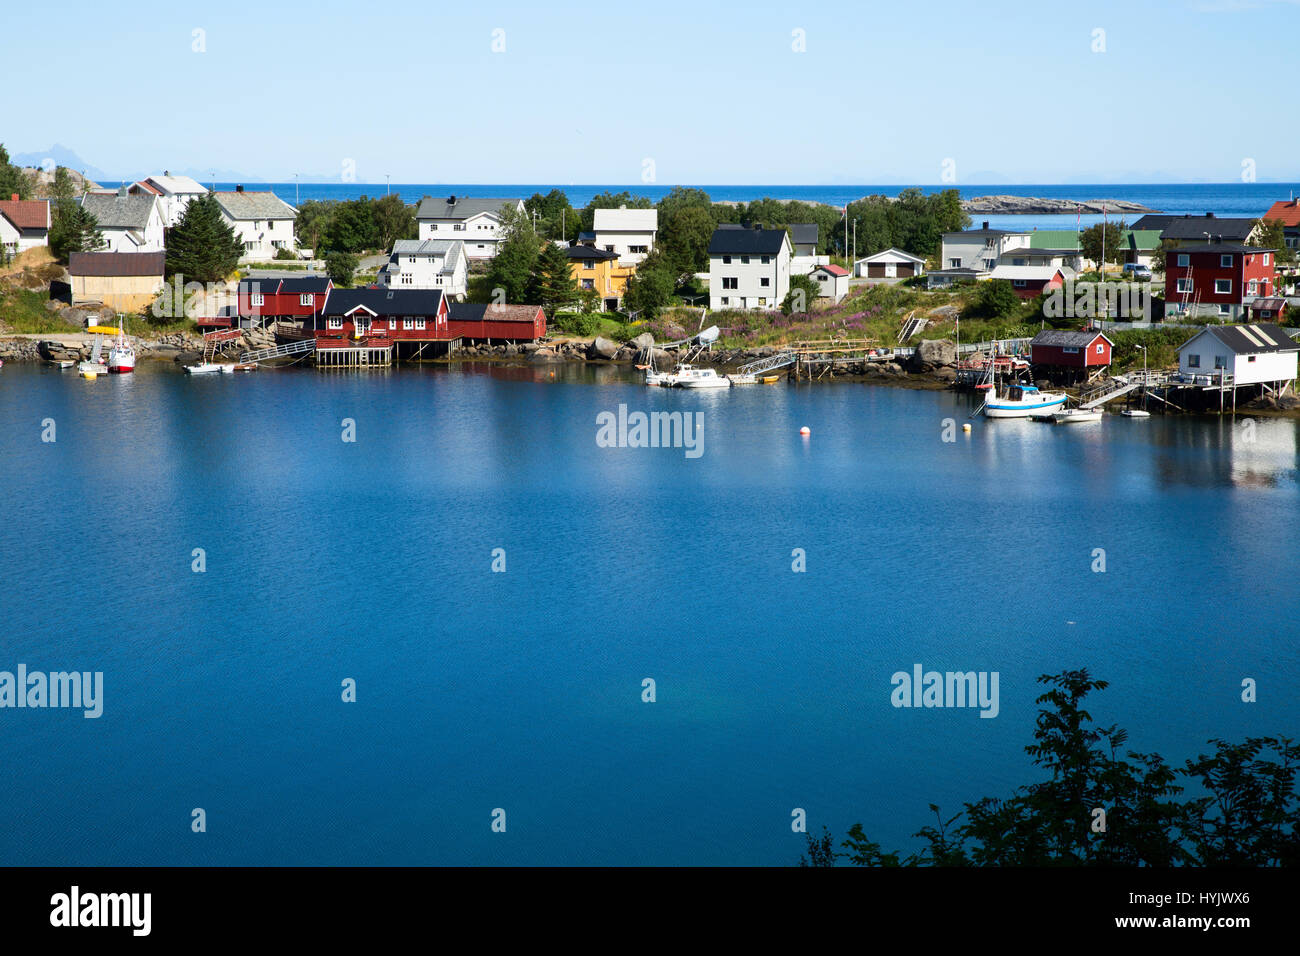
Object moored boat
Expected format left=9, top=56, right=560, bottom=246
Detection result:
left=761, top=375, right=781, bottom=384
left=1121, top=408, right=1151, bottom=418
left=674, top=365, right=731, bottom=389
left=108, top=322, right=136, bottom=373
left=184, top=363, right=225, bottom=375
left=1052, top=407, right=1103, bottom=424
left=983, top=384, right=1068, bottom=418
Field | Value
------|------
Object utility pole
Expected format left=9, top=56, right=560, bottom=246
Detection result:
left=294, top=173, right=299, bottom=207
left=385, top=174, right=390, bottom=196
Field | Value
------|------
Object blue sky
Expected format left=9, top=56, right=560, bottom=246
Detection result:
left=3, top=0, right=1297, bottom=183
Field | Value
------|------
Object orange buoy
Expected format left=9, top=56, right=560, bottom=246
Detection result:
left=799, top=426, right=810, bottom=436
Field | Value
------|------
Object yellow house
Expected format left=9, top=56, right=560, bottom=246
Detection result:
left=567, top=245, right=635, bottom=311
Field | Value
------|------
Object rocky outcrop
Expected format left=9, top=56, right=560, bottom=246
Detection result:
left=628, top=332, right=655, bottom=351
left=963, top=195, right=1156, bottom=215
left=587, top=336, right=620, bottom=360
left=908, top=339, right=957, bottom=371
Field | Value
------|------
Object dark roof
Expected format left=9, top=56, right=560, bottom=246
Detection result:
left=1031, top=329, right=1112, bottom=348
left=708, top=226, right=788, bottom=256
left=68, top=251, right=165, bottom=277
left=1168, top=243, right=1273, bottom=255
left=1251, top=297, right=1287, bottom=311
left=448, top=303, right=542, bottom=323
left=1159, top=215, right=1257, bottom=241
left=239, top=278, right=280, bottom=294
left=323, top=287, right=444, bottom=315
left=789, top=222, right=818, bottom=245
left=415, top=196, right=521, bottom=220
left=1197, top=323, right=1299, bottom=354
left=1130, top=214, right=1176, bottom=232
left=566, top=245, right=619, bottom=261
left=276, top=277, right=331, bottom=294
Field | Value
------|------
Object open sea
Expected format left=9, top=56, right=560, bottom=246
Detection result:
left=1, top=362, right=1297, bottom=865
left=115, top=181, right=1300, bottom=235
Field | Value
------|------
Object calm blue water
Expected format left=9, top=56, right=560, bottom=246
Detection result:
left=114, top=181, right=1300, bottom=233
left=1, top=362, right=1297, bottom=865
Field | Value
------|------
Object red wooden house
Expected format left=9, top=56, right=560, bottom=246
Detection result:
left=1163, top=243, right=1276, bottom=321
left=239, top=276, right=333, bottom=326
left=989, top=265, right=1069, bottom=300
left=1030, top=329, right=1114, bottom=375
left=447, top=303, right=546, bottom=341
left=317, top=287, right=449, bottom=343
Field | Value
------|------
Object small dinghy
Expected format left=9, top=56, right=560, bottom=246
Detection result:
left=184, top=363, right=225, bottom=375
left=1052, top=407, right=1103, bottom=424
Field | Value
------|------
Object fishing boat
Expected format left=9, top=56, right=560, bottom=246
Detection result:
left=674, top=365, right=731, bottom=389
left=728, top=372, right=759, bottom=385
left=983, top=384, right=1068, bottom=419
left=1052, top=407, right=1103, bottom=424
left=107, top=321, right=136, bottom=373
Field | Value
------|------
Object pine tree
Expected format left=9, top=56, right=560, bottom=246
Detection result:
left=0, top=144, right=29, bottom=200
left=527, top=241, right=579, bottom=314
left=165, top=193, right=243, bottom=282
left=486, top=206, right=539, bottom=303
left=49, top=201, right=104, bottom=260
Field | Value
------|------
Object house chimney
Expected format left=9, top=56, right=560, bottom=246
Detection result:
left=9, top=193, right=16, bottom=202
left=447, top=195, right=456, bottom=205
left=236, top=184, right=244, bottom=193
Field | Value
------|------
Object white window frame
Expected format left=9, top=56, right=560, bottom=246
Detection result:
left=300, top=294, right=313, bottom=306
left=327, top=317, right=343, bottom=330
left=1214, top=279, right=1231, bottom=295
left=1177, top=254, right=1189, bottom=267
left=1220, top=254, right=1233, bottom=268
left=250, top=293, right=264, bottom=307
left=1176, top=278, right=1193, bottom=294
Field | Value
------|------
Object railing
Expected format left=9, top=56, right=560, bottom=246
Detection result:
left=239, top=339, right=316, bottom=363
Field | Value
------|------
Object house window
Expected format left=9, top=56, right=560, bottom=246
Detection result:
left=630, top=245, right=648, bottom=254
left=758, top=298, right=767, bottom=307
left=1177, top=254, right=1189, bottom=267
left=1263, top=252, right=1271, bottom=265
left=1188, top=354, right=1200, bottom=368
left=1096, top=344, right=1104, bottom=354
left=581, top=279, right=594, bottom=290
left=740, top=256, right=750, bottom=264
left=415, top=318, right=425, bottom=330
left=300, top=294, right=313, bottom=306
left=983, top=259, right=995, bottom=271
left=401, top=274, right=413, bottom=285
left=1062, top=347, right=1080, bottom=354
left=328, top=317, right=343, bottom=330
left=1247, top=280, right=1257, bottom=296
left=249, top=293, right=265, bottom=307
left=761, top=256, right=770, bottom=264
left=403, top=318, right=415, bottom=330
left=1220, top=254, right=1233, bottom=268
left=1215, top=279, right=1231, bottom=295
left=584, top=260, right=595, bottom=270
left=722, top=277, right=738, bottom=290
left=605, top=245, right=615, bottom=253
left=760, top=277, right=770, bottom=287
left=1176, top=278, right=1193, bottom=294
left=720, top=297, right=729, bottom=305
left=1218, top=305, right=1231, bottom=316
left=948, top=258, right=960, bottom=268
left=454, top=223, right=466, bottom=231
left=722, top=255, right=731, bottom=264
left=1214, top=355, right=1227, bottom=368
left=1248, top=355, right=1257, bottom=363
left=1012, top=280, right=1026, bottom=288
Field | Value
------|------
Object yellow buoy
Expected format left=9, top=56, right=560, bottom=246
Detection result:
left=81, top=370, right=98, bottom=380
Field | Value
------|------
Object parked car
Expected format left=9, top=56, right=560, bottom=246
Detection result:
left=1122, top=263, right=1153, bottom=281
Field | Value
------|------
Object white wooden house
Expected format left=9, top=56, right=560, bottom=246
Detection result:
left=377, top=239, right=468, bottom=298
left=213, top=187, right=298, bottom=260
left=854, top=247, right=925, bottom=278
left=1177, top=323, right=1299, bottom=388
left=415, top=195, right=524, bottom=259
left=592, top=206, right=657, bottom=265
left=78, top=190, right=167, bottom=253
left=708, top=226, right=791, bottom=311
left=129, top=173, right=209, bottom=227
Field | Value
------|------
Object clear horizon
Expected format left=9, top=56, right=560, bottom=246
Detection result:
left=4, top=0, right=1298, bottom=184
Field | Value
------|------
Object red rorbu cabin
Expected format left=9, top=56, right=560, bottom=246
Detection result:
left=1030, top=329, right=1114, bottom=381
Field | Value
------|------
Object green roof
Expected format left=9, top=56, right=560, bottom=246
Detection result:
left=1028, top=229, right=1161, bottom=251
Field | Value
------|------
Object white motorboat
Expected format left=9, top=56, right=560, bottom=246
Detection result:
left=1052, top=407, right=1103, bottom=424
left=645, top=368, right=675, bottom=387
left=983, top=384, right=1067, bottom=418
left=674, top=365, right=731, bottom=389
left=1121, top=408, right=1151, bottom=418
left=184, top=363, right=225, bottom=375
